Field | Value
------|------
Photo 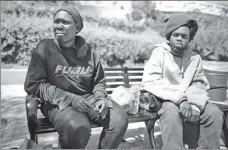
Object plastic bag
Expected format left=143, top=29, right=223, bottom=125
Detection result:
left=111, top=85, right=140, bottom=114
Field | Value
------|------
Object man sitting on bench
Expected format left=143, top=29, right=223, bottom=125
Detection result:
left=24, top=6, right=128, bottom=149
left=141, top=14, right=224, bottom=149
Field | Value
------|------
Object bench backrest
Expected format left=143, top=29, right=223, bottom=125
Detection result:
left=104, top=67, right=144, bottom=95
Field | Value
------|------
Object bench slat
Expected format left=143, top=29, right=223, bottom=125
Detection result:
left=104, top=68, right=122, bottom=71
left=126, top=68, right=144, bottom=71
left=106, top=76, right=124, bottom=79
left=104, top=71, right=122, bottom=74
left=128, top=76, right=143, bottom=79
left=106, top=82, right=125, bottom=85
left=129, top=82, right=142, bottom=85
left=106, top=79, right=125, bottom=83
left=127, top=71, right=144, bottom=74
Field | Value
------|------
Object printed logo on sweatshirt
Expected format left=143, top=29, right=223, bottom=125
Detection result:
left=55, top=65, right=92, bottom=77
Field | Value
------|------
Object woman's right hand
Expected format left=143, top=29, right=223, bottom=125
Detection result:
left=71, top=99, right=94, bottom=113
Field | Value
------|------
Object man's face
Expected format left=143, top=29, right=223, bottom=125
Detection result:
left=169, top=26, right=190, bottom=55
left=53, top=11, right=77, bottom=45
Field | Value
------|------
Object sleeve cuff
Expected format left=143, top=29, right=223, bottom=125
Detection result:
left=178, top=95, right=187, bottom=105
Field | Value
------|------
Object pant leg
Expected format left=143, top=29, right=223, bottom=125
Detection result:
left=158, top=101, right=184, bottom=149
left=198, top=102, right=224, bottom=149
left=41, top=103, right=91, bottom=149
left=183, top=121, right=199, bottom=149
left=97, top=100, right=128, bottom=149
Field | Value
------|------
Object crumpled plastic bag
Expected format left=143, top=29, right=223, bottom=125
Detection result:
left=111, top=85, right=141, bottom=114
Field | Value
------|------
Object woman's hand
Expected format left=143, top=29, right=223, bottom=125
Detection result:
left=71, top=99, right=94, bottom=113
left=95, top=98, right=108, bottom=120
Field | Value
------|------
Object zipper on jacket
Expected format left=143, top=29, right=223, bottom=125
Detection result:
left=181, top=57, right=184, bottom=78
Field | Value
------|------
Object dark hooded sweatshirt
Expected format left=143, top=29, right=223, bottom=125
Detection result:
left=24, top=36, right=107, bottom=111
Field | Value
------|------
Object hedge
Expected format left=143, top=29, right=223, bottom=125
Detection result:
left=1, top=1, right=228, bottom=67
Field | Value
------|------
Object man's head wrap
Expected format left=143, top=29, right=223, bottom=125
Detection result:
left=164, top=14, right=198, bottom=41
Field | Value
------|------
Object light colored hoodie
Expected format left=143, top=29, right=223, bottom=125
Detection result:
left=142, top=42, right=209, bottom=112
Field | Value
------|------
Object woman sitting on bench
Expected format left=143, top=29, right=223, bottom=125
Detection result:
left=24, top=6, right=128, bottom=149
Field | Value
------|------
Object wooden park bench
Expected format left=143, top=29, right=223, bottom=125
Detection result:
left=26, top=67, right=228, bottom=148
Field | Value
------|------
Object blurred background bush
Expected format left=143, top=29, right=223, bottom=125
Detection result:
left=1, top=1, right=228, bottom=67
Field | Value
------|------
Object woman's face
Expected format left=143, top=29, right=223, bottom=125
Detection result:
left=169, top=26, right=190, bottom=55
left=53, top=11, right=77, bottom=46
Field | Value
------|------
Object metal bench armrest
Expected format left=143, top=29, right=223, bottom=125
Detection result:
left=25, top=95, right=40, bottom=139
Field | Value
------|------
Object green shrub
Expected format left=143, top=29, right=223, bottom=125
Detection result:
left=86, top=34, right=154, bottom=67
left=187, top=12, right=228, bottom=61
left=1, top=12, right=157, bottom=66
left=1, top=11, right=53, bottom=65
left=1, top=1, right=228, bottom=68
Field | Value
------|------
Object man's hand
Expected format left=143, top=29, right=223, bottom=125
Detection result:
left=189, top=108, right=200, bottom=123
left=179, top=101, right=192, bottom=121
left=95, top=98, right=108, bottom=120
left=87, top=108, right=102, bottom=123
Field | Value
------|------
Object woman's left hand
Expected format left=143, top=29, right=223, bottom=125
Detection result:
left=95, top=98, right=108, bottom=120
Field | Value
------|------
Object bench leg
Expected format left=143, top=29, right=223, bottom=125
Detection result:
left=144, top=119, right=157, bottom=149
left=224, top=111, right=228, bottom=148
left=30, top=132, right=38, bottom=144
left=26, top=95, right=39, bottom=144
